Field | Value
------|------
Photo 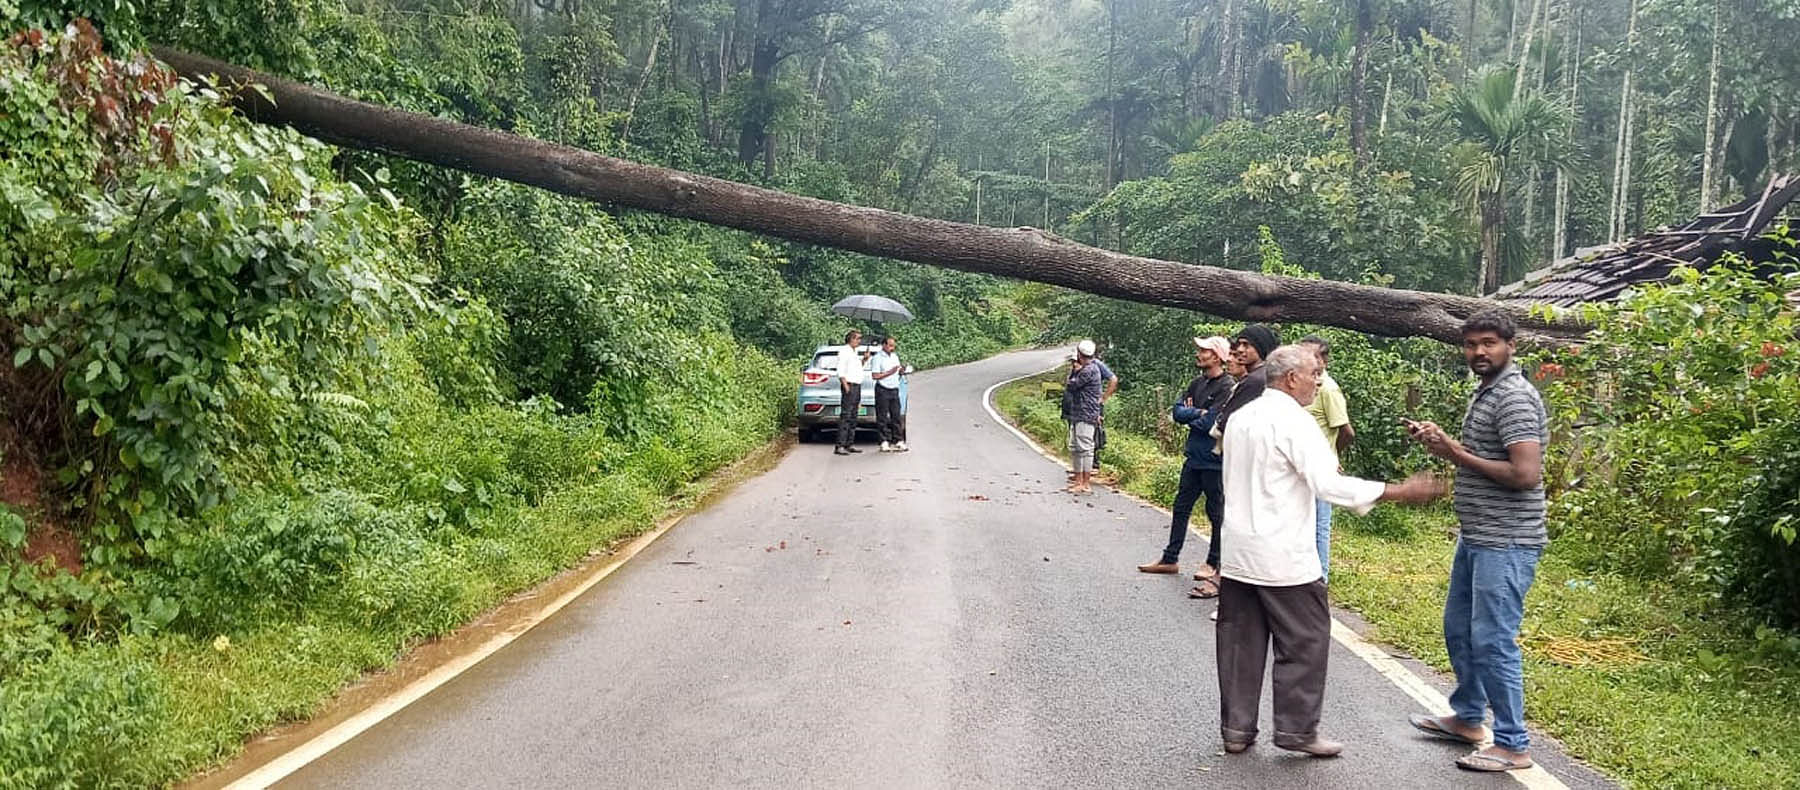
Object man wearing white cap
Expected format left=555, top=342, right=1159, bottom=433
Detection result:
left=1138, top=336, right=1235, bottom=578
left=1061, top=340, right=1106, bottom=494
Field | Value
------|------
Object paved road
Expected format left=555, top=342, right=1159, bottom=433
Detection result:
left=282, top=348, right=1612, bottom=789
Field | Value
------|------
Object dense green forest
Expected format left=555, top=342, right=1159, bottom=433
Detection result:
left=2, top=0, right=1799, bottom=786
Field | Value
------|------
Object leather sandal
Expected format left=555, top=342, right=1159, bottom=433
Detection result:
left=1408, top=713, right=1487, bottom=745
left=1456, top=752, right=1533, bottom=772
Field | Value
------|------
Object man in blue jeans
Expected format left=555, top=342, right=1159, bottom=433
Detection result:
left=1403, top=310, right=1549, bottom=773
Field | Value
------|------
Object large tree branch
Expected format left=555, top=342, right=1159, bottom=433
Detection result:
left=151, top=47, right=1587, bottom=345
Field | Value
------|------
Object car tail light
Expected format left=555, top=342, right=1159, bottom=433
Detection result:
left=801, top=371, right=831, bottom=386
left=802, top=403, right=824, bottom=413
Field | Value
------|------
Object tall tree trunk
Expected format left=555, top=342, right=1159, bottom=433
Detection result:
left=763, top=129, right=776, bottom=179
left=1716, top=114, right=1738, bottom=198
left=152, top=46, right=1588, bottom=345
left=1521, top=0, right=1550, bottom=250
left=1699, top=0, right=1723, bottom=212
left=1465, top=0, right=1479, bottom=69
left=1481, top=179, right=1507, bottom=294
left=695, top=44, right=716, bottom=146
left=1553, top=0, right=1580, bottom=259
left=1507, top=0, right=1520, bottom=61
left=1619, top=106, right=1636, bottom=238
left=808, top=16, right=837, bottom=159
left=1609, top=0, right=1639, bottom=241
left=1512, top=0, right=1543, bottom=105
left=718, top=27, right=730, bottom=99
left=812, top=16, right=835, bottom=97
left=1350, top=0, right=1373, bottom=167
left=1184, top=15, right=1205, bottom=119
left=974, top=154, right=983, bottom=225
left=1105, top=0, right=1118, bottom=189
left=1220, top=0, right=1241, bottom=119
left=902, top=123, right=939, bottom=211
left=1379, top=71, right=1393, bottom=134
left=737, top=35, right=779, bottom=167
left=620, top=1, right=673, bottom=143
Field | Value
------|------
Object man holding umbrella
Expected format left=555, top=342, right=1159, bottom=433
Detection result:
left=869, top=335, right=908, bottom=452
left=828, top=296, right=914, bottom=457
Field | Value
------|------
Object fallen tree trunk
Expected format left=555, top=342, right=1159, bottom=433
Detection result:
left=152, top=47, right=1586, bottom=345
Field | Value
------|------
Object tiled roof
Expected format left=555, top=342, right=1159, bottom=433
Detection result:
left=1496, top=174, right=1800, bottom=306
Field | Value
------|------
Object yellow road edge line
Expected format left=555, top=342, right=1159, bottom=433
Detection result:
left=983, top=366, right=1569, bottom=790
left=226, top=509, right=693, bottom=788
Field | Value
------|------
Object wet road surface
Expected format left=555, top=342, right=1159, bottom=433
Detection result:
left=281, top=348, right=1613, bottom=789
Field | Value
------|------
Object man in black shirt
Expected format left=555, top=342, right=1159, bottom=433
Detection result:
left=1215, top=324, right=1279, bottom=436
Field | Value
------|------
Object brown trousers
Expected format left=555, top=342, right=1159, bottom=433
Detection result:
left=1215, top=576, right=1330, bottom=746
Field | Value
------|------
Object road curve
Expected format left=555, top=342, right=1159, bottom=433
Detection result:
left=280, top=348, right=1612, bottom=789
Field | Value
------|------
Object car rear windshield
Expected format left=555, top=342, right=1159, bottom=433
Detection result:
left=809, top=346, right=878, bottom=371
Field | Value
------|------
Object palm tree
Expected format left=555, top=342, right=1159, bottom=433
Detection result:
left=1446, top=64, right=1566, bottom=294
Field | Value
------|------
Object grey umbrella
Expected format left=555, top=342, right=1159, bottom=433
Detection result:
left=830, top=294, right=915, bottom=324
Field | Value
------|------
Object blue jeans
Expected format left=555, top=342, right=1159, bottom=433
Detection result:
left=1443, top=539, right=1542, bottom=752
left=1314, top=499, right=1332, bottom=581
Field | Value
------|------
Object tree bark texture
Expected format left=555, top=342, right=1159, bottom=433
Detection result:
left=151, top=47, right=1586, bottom=345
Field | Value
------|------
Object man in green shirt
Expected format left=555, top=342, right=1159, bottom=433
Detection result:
left=1300, top=336, right=1354, bottom=580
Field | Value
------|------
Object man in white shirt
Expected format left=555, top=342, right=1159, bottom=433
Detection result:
left=833, top=329, right=869, bottom=456
left=868, top=336, right=907, bottom=452
left=1216, top=345, right=1441, bottom=758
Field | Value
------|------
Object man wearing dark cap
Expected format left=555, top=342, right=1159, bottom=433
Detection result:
left=1217, top=324, right=1279, bottom=428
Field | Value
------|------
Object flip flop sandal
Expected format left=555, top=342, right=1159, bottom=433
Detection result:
left=1455, top=753, right=1532, bottom=772
left=1408, top=713, right=1484, bottom=745
left=1187, top=580, right=1220, bottom=599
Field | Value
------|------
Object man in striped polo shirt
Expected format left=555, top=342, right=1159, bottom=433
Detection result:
left=1403, top=310, right=1549, bottom=774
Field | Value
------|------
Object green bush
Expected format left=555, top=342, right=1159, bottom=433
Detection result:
left=0, top=641, right=171, bottom=790
left=1542, top=250, right=1800, bottom=623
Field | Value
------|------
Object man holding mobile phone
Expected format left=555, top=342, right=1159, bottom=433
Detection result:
left=1403, top=310, right=1550, bottom=774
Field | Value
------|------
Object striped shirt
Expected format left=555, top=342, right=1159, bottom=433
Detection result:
left=1453, top=363, right=1549, bottom=547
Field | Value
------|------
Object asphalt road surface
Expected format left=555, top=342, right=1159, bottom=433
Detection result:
left=281, top=348, right=1613, bottom=790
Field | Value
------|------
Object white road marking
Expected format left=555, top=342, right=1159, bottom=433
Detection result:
left=982, top=363, right=1569, bottom=790
left=224, top=516, right=692, bottom=789
left=979, top=364, right=1072, bottom=471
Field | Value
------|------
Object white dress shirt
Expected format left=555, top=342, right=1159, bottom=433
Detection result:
left=1220, top=389, right=1386, bottom=586
left=835, top=345, right=867, bottom=385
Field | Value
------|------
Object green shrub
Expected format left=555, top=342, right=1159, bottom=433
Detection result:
left=1542, top=250, right=1800, bottom=623
left=0, top=641, right=172, bottom=790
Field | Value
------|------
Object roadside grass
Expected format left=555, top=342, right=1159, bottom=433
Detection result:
left=994, top=373, right=1800, bottom=789
left=2, top=396, right=789, bottom=789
